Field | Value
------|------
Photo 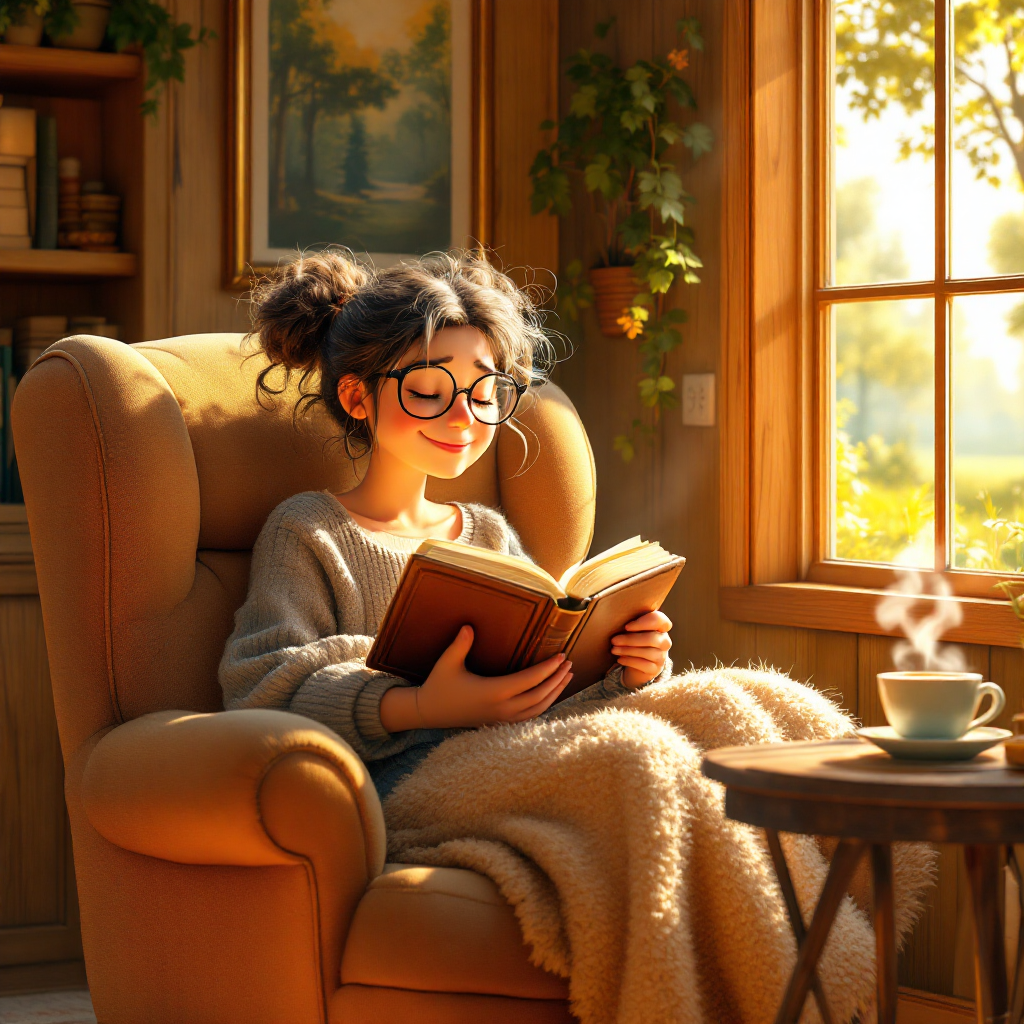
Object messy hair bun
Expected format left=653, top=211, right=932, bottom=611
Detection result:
left=250, top=249, right=368, bottom=376
left=249, top=247, right=553, bottom=460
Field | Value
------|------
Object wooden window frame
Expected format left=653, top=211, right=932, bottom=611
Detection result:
left=719, top=0, right=1024, bottom=648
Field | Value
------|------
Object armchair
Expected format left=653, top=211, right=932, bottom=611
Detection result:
left=13, top=334, right=595, bottom=1024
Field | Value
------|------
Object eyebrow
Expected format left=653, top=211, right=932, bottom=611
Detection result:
left=403, top=356, right=497, bottom=371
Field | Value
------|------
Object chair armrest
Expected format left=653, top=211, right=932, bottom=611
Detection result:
left=82, top=708, right=386, bottom=876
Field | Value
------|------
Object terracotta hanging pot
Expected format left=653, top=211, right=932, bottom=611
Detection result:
left=588, top=265, right=641, bottom=338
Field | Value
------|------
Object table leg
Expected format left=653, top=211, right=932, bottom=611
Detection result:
left=765, top=830, right=836, bottom=1024
left=773, top=837, right=867, bottom=1024
left=1006, top=847, right=1024, bottom=1024
left=872, top=844, right=898, bottom=1024
left=966, top=844, right=1009, bottom=1024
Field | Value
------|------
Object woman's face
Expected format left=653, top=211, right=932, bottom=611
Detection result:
left=344, top=325, right=502, bottom=480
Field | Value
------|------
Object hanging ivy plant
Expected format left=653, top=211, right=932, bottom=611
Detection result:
left=0, top=0, right=213, bottom=115
left=530, top=16, right=712, bottom=461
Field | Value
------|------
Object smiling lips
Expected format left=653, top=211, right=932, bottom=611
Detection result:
left=423, top=434, right=472, bottom=453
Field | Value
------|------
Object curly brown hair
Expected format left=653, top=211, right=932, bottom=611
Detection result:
left=248, top=248, right=554, bottom=457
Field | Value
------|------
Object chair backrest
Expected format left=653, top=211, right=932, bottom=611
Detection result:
left=13, top=334, right=596, bottom=760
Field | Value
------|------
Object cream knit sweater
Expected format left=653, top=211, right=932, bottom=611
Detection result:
left=218, top=491, right=655, bottom=795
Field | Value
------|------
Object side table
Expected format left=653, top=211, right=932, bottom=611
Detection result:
left=702, top=738, right=1024, bottom=1024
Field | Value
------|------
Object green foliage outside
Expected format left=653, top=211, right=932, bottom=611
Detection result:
left=0, top=0, right=212, bottom=114
left=529, top=17, right=712, bottom=462
left=832, top=1, right=1024, bottom=577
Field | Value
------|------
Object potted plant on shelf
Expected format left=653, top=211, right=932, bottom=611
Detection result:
left=530, top=16, right=712, bottom=461
left=0, top=0, right=211, bottom=113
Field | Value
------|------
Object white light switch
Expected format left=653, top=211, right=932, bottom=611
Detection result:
left=682, top=373, right=715, bottom=426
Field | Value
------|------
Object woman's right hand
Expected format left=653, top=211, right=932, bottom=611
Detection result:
left=380, top=625, right=573, bottom=732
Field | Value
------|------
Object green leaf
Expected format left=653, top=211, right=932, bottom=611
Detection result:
left=620, top=109, right=646, bottom=133
left=663, top=308, right=688, bottom=323
left=625, top=65, right=650, bottom=83
left=594, top=16, right=616, bottom=39
left=647, top=268, right=675, bottom=293
left=613, top=434, right=635, bottom=462
left=682, top=122, right=714, bottom=159
left=539, top=119, right=556, bottom=131
left=570, top=85, right=598, bottom=119
left=676, top=17, right=704, bottom=51
left=659, top=122, right=685, bottom=145
left=618, top=211, right=651, bottom=250
left=656, top=375, right=676, bottom=392
left=584, top=154, right=618, bottom=198
left=667, top=77, right=696, bottom=108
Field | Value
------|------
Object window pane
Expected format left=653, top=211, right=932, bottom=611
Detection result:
left=950, top=5, right=1024, bottom=279
left=952, top=293, right=1024, bottom=572
left=833, top=1, right=935, bottom=286
left=833, top=298, right=935, bottom=566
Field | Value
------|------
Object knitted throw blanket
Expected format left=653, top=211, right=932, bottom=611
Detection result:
left=383, top=666, right=936, bottom=1024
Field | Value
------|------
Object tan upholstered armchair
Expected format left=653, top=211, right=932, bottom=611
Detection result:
left=13, top=334, right=595, bottom=1024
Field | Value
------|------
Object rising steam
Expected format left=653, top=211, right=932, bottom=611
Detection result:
left=875, top=570, right=967, bottom=672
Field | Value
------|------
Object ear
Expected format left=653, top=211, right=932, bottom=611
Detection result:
left=338, top=375, right=372, bottom=421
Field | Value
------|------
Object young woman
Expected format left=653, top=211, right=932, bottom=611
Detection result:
left=219, top=249, right=673, bottom=799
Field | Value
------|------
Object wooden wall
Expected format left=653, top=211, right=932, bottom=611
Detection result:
left=554, top=0, right=1024, bottom=1006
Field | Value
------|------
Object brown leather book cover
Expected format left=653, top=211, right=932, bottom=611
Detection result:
left=366, top=554, right=685, bottom=699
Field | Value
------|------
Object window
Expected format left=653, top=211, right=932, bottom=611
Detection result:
left=718, top=0, right=1023, bottom=643
left=821, top=1, right=1024, bottom=593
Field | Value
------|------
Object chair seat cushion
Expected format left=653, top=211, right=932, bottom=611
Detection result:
left=340, top=864, right=569, bottom=1000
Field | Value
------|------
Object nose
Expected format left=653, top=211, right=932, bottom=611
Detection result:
left=447, top=390, right=473, bottom=427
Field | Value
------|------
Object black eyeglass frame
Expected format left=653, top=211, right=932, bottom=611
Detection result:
left=380, top=364, right=528, bottom=425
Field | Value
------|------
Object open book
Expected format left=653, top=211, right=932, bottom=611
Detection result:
left=366, top=537, right=685, bottom=701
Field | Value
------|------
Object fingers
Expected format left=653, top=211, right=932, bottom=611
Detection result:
left=623, top=611, right=672, bottom=632
left=494, top=652, right=569, bottom=698
left=508, top=673, right=573, bottom=721
left=504, top=660, right=573, bottom=713
left=611, top=630, right=672, bottom=652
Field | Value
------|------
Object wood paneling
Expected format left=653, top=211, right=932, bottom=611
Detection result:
left=0, top=597, right=81, bottom=987
left=490, top=0, right=559, bottom=276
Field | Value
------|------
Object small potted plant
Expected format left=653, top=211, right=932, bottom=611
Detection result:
left=0, top=0, right=211, bottom=113
left=530, top=16, right=712, bottom=460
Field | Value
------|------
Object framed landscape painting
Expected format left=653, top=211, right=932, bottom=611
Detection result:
left=228, top=0, right=487, bottom=286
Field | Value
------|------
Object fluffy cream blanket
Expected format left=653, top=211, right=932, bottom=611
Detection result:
left=383, top=666, right=936, bottom=1024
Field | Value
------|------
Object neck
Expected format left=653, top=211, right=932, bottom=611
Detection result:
left=342, top=444, right=432, bottom=526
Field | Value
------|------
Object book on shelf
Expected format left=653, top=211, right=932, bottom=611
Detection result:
left=0, top=108, right=35, bottom=248
left=366, top=536, right=685, bottom=701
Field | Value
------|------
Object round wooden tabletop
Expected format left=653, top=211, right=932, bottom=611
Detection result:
left=701, top=738, right=1024, bottom=843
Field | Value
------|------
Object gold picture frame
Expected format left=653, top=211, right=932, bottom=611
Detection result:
left=226, top=0, right=493, bottom=288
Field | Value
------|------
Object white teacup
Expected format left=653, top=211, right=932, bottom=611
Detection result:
left=877, top=671, right=1005, bottom=740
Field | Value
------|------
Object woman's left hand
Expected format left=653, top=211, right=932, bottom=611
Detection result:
left=611, top=610, right=673, bottom=689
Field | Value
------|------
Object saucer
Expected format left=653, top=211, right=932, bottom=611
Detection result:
left=856, top=726, right=1012, bottom=761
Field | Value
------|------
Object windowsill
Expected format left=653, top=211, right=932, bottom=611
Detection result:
left=720, top=582, right=1023, bottom=648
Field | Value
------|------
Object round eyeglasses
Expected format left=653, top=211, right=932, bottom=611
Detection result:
left=383, top=364, right=527, bottom=425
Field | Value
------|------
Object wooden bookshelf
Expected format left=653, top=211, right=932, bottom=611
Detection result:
left=0, top=43, right=145, bottom=994
left=0, top=43, right=140, bottom=94
left=0, top=248, right=136, bottom=278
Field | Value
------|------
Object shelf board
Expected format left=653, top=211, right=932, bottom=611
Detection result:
left=0, top=44, right=140, bottom=94
left=0, top=248, right=136, bottom=278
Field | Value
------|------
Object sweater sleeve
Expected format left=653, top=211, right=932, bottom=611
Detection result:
left=218, top=509, right=428, bottom=762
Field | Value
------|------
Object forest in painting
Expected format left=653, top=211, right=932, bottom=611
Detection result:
left=833, top=1, right=1024, bottom=574
left=268, top=0, right=451, bottom=254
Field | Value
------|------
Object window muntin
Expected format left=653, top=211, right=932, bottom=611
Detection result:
left=825, top=0, right=1024, bottom=580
